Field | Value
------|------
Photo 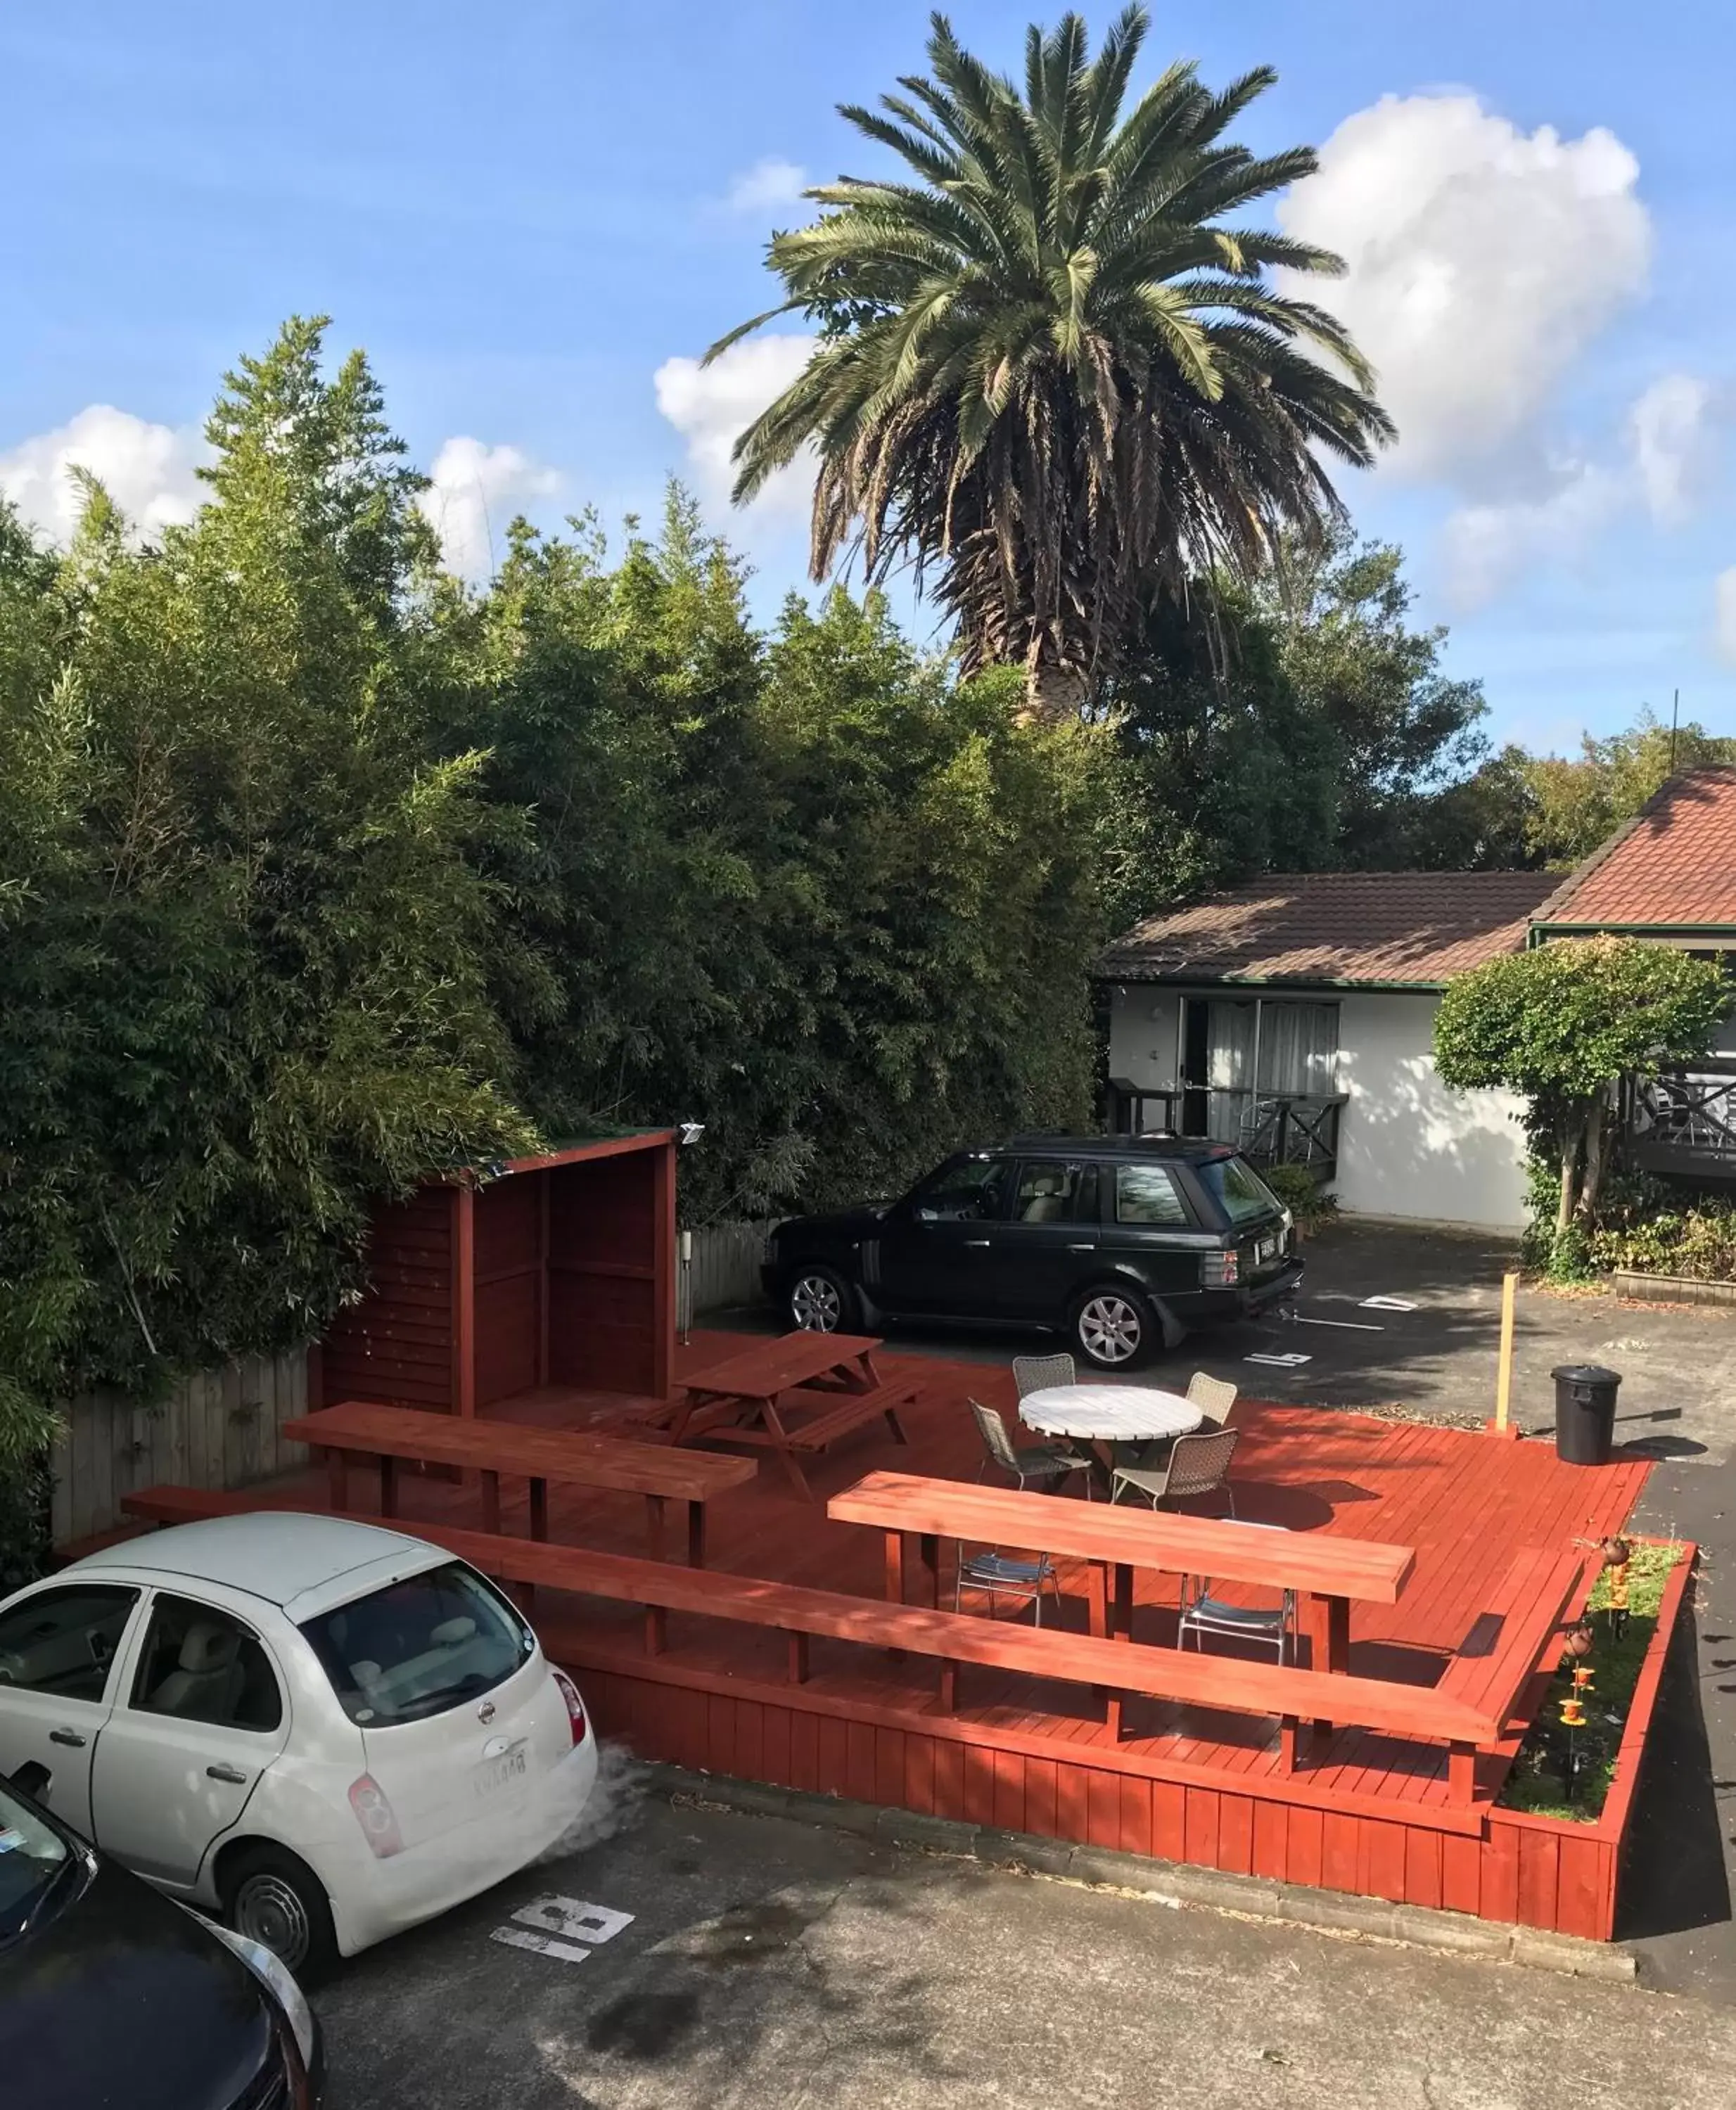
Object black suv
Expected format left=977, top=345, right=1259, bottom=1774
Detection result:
left=762, top=1134, right=1303, bottom=1370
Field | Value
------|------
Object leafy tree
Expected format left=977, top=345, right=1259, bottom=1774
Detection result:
left=1094, top=532, right=1495, bottom=930
left=440, top=494, right=1108, bottom=1217
left=712, top=6, right=1391, bottom=717
left=1507, top=709, right=1736, bottom=869
left=0, top=321, right=537, bottom=1482
left=1433, top=938, right=1728, bottom=1260
left=1256, top=534, right=1491, bottom=869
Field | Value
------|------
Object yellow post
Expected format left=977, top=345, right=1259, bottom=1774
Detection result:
left=1493, top=1270, right=1518, bottom=1436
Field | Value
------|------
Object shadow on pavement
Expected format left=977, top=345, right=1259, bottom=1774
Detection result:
left=1618, top=1609, right=1732, bottom=1945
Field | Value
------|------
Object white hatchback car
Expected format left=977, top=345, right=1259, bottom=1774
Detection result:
left=0, top=1511, right=599, bottom=1977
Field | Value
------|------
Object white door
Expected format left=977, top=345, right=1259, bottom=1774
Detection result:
left=89, top=1590, right=291, bottom=1890
left=0, top=1580, right=143, bottom=1835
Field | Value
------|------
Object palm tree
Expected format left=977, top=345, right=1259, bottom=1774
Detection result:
left=710, top=8, right=1393, bottom=718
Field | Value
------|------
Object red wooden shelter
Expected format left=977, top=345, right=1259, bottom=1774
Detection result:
left=312, top=1131, right=677, bottom=1418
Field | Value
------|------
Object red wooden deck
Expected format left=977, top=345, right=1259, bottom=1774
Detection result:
left=260, top=1334, right=1655, bottom=1936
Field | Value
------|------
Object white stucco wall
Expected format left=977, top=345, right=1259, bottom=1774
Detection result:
left=1333, top=992, right=1530, bottom=1230
left=1108, top=987, right=1182, bottom=1085
left=1103, top=984, right=1531, bottom=1230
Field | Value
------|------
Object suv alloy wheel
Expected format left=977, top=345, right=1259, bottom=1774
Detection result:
left=789, top=1265, right=852, bottom=1333
left=1071, top=1286, right=1151, bottom=1369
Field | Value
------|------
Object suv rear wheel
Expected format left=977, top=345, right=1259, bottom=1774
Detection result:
left=1070, top=1285, right=1154, bottom=1371
left=788, top=1264, right=855, bottom=1334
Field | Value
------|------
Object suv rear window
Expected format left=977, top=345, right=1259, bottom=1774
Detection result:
left=1197, top=1154, right=1282, bottom=1227
left=299, top=1562, right=535, bottom=1726
left=1113, top=1164, right=1189, bottom=1226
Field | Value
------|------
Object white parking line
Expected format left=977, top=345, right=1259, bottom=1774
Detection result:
left=1359, top=1296, right=1418, bottom=1312
left=1245, top=1351, right=1310, bottom=1367
left=489, top=1895, right=635, bottom=1965
left=1291, top=1316, right=1385, bottom=1332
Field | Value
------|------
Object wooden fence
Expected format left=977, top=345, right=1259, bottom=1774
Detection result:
left=681, top=1220, right=774, bottom=1328
left=51, top=1349, right=312, bottom=1550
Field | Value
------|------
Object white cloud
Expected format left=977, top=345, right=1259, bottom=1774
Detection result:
left=1440, top=461, right=1623, bottom=608
left=417, top=437, right=561, bottom=580
left=1716, top=568, right=1736, bottom=665
left=0, top=404, right=205, bottom=542
left=653, top=333, right=817, bottom=516
left=1629, top=373, right=1720, bottom=525
left=722, top=158, right=808, bottom=215
left=1278, top=93, right=1650, bottom=475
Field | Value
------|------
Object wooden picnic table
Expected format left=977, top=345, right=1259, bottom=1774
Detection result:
left=281, top=1401, right=755, bottom=1567
left=658, top=1331, right=915, bottom=1500
left=826, top=1471, right=1415, bottom=1677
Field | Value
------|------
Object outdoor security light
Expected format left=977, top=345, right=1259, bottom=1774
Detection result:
left=678, top=1121, right=706, bottom=1146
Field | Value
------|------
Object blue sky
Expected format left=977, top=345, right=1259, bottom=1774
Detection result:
left=4, top=0, right=1733, bottom=753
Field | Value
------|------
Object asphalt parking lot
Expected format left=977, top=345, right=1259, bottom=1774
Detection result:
left=315, top=1775, right=1736, bottom=2110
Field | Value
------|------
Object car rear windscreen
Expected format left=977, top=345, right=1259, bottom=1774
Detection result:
left=299, top=1562, right=535, bottom=1726
left=1197, top=1154, right=1283, bottom=1227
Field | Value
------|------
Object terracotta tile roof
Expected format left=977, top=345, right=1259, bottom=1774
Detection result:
left=1098, top=872, right=1555, bottom=987
left=1536, top=767, right=1736, bottom=929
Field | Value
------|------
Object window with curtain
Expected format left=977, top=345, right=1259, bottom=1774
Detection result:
left=1256, top=1003, right=1340, bottom=1097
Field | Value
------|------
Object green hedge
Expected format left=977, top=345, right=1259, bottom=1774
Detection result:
left=1589, top=1202, right=1736, bottom=1283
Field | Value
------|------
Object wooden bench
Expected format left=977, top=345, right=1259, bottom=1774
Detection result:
left=280, top=1402, right=755, bottom=1567
left=1433, top=1546, right=1586, bottom=1797
left=119, top=1484, right=1543, bottom=1796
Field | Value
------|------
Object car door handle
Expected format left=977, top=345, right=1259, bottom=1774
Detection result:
left=1067, top=1242, right=1094, bottom=1252
left=964, top=1239, right=991, bottom=1248
left=205, top=1763, right=250, bottom=1785
left=48, top=1727, right=87, bottom=1748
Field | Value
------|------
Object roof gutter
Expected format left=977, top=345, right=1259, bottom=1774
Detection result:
left=1094, top=971, right=1449, bottom=994
left=1527, top=923, right=1736, bottom=947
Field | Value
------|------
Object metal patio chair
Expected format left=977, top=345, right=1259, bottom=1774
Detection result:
left=1012, top=1352, right=1076, bottom=1400
left=1177, top=1523, right=1296, bottom=1664
left=1109, top=1426, right=1239, bottom=1516
left=1185, top=1372, right=1239, bottom=1428
left=969, top=1399, right=1092, bottom=1495
left=954, top=1545, right=1062, bottom=1625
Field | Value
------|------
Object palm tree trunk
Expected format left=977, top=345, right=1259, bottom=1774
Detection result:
left=1021, top=660, right=1089, bottom=724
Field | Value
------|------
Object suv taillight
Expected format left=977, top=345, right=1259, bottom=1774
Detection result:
left=1201, top=1248, right=1239, bottom=1288
left=552, top=1667, right=589, bottom=1748
left=348, top=1772, right=404, bottom=1858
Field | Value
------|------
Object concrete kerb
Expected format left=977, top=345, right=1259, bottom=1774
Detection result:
left=644, top=1763, right=1638, bottom=1986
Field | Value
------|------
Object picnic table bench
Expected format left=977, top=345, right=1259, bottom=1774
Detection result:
left=829, top=1470, right=1416, bottom=1735
left=280, top=1400, right=755, bottom=1566
left=647, top=1332, right=917, bottom=1500
left=828, top=1470, right=1414, bottom=1644
left=117, top=1485, right=1578, bottom=1803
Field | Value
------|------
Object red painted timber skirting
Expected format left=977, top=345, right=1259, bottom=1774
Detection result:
left=555, top=1544, right=1694, bottom=1943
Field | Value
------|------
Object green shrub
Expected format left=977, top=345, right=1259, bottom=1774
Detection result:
left=1258, top=1162, right=1339, bottom=1232
left=1590, top=1202, right=1736, bottom=1282
left=0, top=1459, right=51, bottom=1594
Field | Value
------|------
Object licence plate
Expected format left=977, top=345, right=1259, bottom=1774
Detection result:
left=1256, top=1235, right=1278, bottom=1265
left=472, top=1746, right=528, bottom=1800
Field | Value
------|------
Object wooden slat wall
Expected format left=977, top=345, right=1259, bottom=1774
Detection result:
left=570, top=1654, right=1652, bottom=1944
left=51, top=1349, right=310, bottom=1547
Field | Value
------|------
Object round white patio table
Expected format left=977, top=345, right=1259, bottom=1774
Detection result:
left=1018, top=1383, right=1201, bottom=1446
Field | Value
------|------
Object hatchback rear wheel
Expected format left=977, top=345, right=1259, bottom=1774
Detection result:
left=1071, top=1286, right=1153, bottom=1371
left=223, top=1843, right=338, bottom=1983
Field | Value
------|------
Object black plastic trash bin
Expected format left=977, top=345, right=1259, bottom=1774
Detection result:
left=1552, top=1364, right=1621, bottom=1465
